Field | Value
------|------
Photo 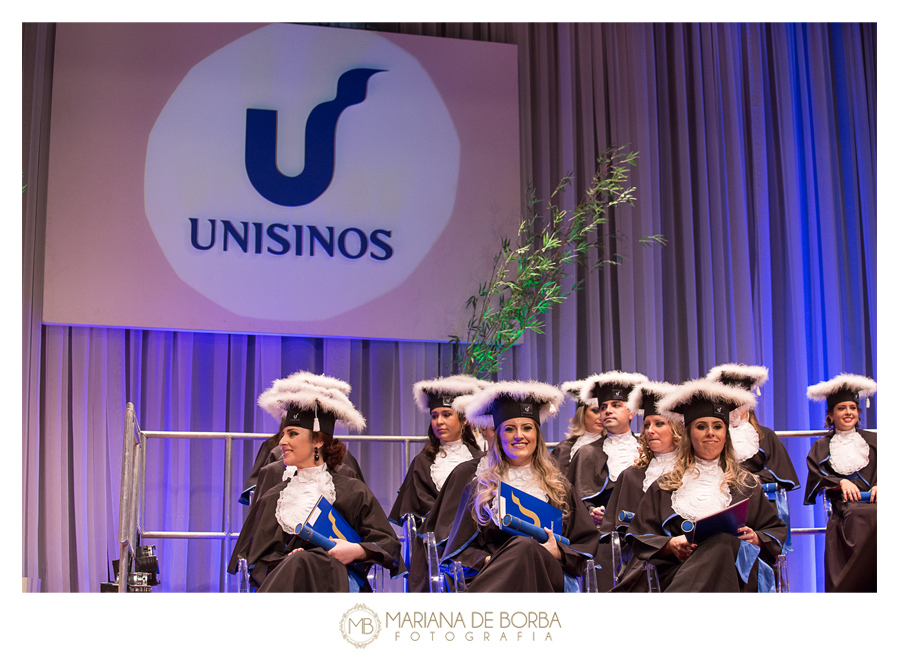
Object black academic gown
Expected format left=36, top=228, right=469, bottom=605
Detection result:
left=804, top=429, right=877, bottom=592
left=388, top=443, right=484, bottom=592
left=740, top=426, right=800, bottom=490
left=239, top=443, right=365, bottom=504
left=227, top=469, right=404, bottom=592
left=434, top=460, right=600, bottom=593
left=550, top=438, right=577, bottom=480
left=621, top=479, right=786, bottom=592
left=567, top=433, right=640, bottom=591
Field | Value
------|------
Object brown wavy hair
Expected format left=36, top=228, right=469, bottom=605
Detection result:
left=657, top=420, right=755, bottom=494
left=471, top=426, right=571, bottom=525
left=424, top=414, right=481, bottom=461
left=633, top=417, right=684, bottom=469
left=312, top=431, right=346, bottom=472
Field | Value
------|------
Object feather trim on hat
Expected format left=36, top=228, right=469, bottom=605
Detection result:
left=706, top=363, right=769, bottom=391
left=413, top=375, right=486, bottom=413
left=656, top=379, right=757, bottom=423
left=560, top=379, right=586, bottom=401
left=627, top=381, right=677, bottom=416
left=275, top=370, right=352, bottom=396
left=578, top=371, right=649, bottom=406
left=807, top=374, right=877, bottom=402
left=258, top=384, right=366, bottom=433
left=451, top=394, right=477, bottom=416
left=464, top=380, right=565, bottom=429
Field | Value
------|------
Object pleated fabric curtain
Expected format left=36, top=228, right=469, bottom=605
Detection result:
left=22, top=23, right=875, bottom=593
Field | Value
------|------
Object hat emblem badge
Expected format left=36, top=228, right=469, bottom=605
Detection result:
left=613, top=389, right=622, bottom=397
left=443, top=396, right=452, bottom=406
left=522, top=403, right=533, bottom=414
left=714, top=404, right=724, bottom=415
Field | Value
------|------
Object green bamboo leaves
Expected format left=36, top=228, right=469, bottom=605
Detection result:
left=449, top=147, right=665, bottom=376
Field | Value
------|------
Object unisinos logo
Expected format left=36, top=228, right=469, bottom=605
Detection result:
left=144, top=24, right=460, bottom=322
left=244, top=68, right=384, bottom=207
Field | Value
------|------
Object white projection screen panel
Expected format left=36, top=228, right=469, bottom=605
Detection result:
left=43, top=23, right=521, bottom=341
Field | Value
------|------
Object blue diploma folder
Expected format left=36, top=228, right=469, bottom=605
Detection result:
left=681, top=497, right=749, bottom=544
left=295, top=496, right=361, bottom=550
left=498, top=481, right=567, bottom=544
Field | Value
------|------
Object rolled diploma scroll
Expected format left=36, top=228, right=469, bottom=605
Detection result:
left=295, top=523, right=337, bottom=550
left=501, top=514, right=570, bottom=546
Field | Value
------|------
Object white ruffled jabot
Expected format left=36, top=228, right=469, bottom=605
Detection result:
left=275, top=464, right=336, bottom=534
left=603, top=432, right=640, bottom=482
left=430, top=440, right=474, bottom=492
left=671, top=457, right=732, bottom=523
left=642, top=450, right=678, bottom=492
left=829, top=430, right=870, bottom=476
left=570, top=431, right=603, bottom=459
left=729, top=419, right=761, bottom=463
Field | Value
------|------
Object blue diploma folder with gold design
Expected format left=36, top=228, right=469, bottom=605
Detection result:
left=295, top=496, right=361, bottom=549
left=498, top=481, right=568, bottom=545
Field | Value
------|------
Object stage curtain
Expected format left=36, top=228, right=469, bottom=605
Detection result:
left=22, top=23, right=875, bottom=592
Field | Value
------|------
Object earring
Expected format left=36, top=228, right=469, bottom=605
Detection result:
left=314, top=446, right=320, bottom=462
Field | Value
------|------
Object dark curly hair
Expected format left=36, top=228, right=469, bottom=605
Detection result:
left=313, top=431, right=347, bottom=471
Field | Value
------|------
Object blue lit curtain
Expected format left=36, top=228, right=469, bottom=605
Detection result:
left=22, top=23, right=876, bottom=593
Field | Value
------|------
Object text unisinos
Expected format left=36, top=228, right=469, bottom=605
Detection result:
left=188, top=218, right=393, bottom=260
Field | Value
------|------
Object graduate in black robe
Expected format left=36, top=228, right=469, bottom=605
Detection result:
left=805, top=374, right=877, bottom=592
left=595, top=381, right=680, bottom=589
left=388, top=375, right=485, bottom=592
left=245, top=470, right=404, bottom=592
left=566, top=371, right=648, bottom=591
left=432, top=380, right=600, bottom=593
left=227, top=370, right=404, bottom=591
left=620, top=378, right=787, bottom=592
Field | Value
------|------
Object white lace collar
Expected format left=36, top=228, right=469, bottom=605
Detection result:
left=570, top=431, right=603, bottom=459
left=430, top=440, right=474, bottom=492
left=729, top=419, right=760, bottom=463
left=275, top=464, right=336, bottom=534
left=829, top=429, right=870, bottom=475
left=603, top=431, right=640, bottom=481
left=670, top=458, right=732, bottom=523
left=642, top=450, right=678, bottom=492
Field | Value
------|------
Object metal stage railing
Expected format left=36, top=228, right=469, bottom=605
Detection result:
left=115, top=403, right=873, bottom=592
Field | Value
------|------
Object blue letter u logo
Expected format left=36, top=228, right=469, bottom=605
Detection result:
left=245, top=68, right=384, bottom=207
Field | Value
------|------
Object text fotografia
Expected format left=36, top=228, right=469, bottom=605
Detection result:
left=387, top=611, right=560, bottom=642
left=188, top=218, right=393, bottom=260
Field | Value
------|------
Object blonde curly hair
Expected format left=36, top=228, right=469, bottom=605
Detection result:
left=633, top=416, right=684, bottom=469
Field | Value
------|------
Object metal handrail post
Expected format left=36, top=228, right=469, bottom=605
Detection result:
left=117, top=404, right=136, bottom=592
left=223, top=435, right=233, bottom=592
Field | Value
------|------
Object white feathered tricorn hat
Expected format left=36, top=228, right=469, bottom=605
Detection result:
left=706, top=363, right=769, bottom=395
left=627, top=380, right=677, bottom=417
left=413, top=374, right=487, bottom=413
left=657, top=379, right=757, bottom=428
left=276, top=370, right=352, bottom=396
left=807, top=373, right=877, bottom=410
left=257, top=373, right=366, bottom=435
left=561, top=379, right=587, bottom=407
left=579, top=371, right=649, bottom=407
left=463, top=380, right=565, bottom=429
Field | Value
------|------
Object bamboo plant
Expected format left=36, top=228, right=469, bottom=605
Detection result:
left=449, top=146, right=665, bottom=376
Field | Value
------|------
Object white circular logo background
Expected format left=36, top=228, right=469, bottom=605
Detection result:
left=144, top=24, right=460, bottom=321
